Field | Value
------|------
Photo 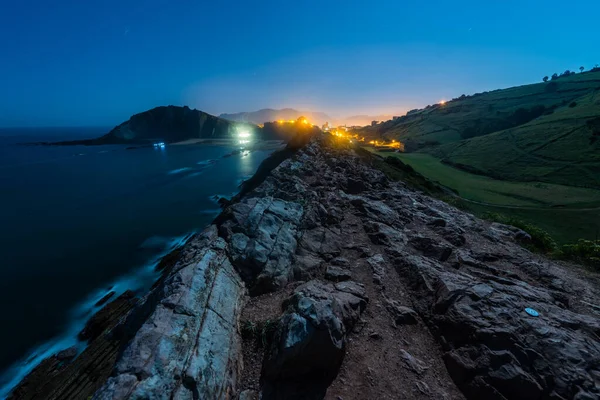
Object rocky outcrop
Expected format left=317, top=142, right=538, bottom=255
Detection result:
left=48, top=106, right=321, bottom=146
left=11, top=133, right=600, bottom=400
left=52, top=106, right=255, bottom=145
left=94, top=226, right=245, bottom=399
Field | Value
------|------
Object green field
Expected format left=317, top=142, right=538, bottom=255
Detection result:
left=366, top=149, right=600, bottom=244
left=357, top=70, right=600, bottom=189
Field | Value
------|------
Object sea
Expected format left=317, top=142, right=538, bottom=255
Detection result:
left=0, top=127, right=274, bottom=396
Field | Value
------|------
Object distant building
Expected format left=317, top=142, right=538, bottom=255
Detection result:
left=371, top=121, right=379, bottom=126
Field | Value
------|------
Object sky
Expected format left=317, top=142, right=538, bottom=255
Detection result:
left=1, top=0, right=599, bottom=127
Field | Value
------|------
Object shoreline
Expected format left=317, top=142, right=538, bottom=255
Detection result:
left=0, top=143, right=286, bottom=399
left=6, top=133, right=600, bottom=399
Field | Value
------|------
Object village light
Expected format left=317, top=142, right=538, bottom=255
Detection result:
left=238, top=130, right=251, bottom=139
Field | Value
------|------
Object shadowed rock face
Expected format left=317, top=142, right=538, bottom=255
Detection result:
left=12, top=133, right=600, bottom=400
left=98, top=106, right=248, bottom=144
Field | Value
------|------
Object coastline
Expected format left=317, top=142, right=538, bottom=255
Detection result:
left=7, top=133, right=600, bottom=399
left=3, top=136, right=303, bottom=399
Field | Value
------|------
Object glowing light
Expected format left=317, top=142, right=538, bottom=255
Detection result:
left=238, top=131, right=251, bottom=139
left=439, top=100, right=446, bottom=105
left=278, top=120, right=284, bottom=124
left=289, top=120, right=295, bottom=123
left=302, top=119, right=308, bottom=124
left=239, top=139, right=249, bottom=145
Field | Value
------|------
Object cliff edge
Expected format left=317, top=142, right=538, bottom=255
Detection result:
left=11, top=134, right=600, bottom=400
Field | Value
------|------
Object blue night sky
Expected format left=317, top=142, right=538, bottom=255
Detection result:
left=1, top=0, right=599, bottom=127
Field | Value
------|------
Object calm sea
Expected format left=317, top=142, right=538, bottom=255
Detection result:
left=0, top=127, right=272, bottom=395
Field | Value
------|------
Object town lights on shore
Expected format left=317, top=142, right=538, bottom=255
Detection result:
left=238, top=131, right=251, bottom=139
left=439, top=100, right=446, bottom=105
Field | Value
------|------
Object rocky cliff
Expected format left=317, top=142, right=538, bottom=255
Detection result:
left=55, top=106, right=255, bottom=145
left=11, top=134, right=600, bottom=399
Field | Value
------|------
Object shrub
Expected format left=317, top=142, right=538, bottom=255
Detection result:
left=543, top=76, right=549, bottom=82
left=551, top=73, right=559, bottom=80
left=559, top=240, right=600, bottom=270
left=481, top=213, right=556, bottom=253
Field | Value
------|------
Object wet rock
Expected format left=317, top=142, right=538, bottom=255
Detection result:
left=94, top=291, right=116, bottom=307
left=325, top=266, right=352, bottom=282
left=56, top=346, right=78, bottom=361
left=79, top=290, right=136, bottom=341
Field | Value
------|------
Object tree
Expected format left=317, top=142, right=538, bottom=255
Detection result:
left=543, top=76, right=549, bottom=82
left=551, top=73, right=559, bottom=80
left=580, top=66, right=585, bottom=73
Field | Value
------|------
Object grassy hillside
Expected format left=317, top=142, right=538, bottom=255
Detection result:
left=375, top=151, right=600, bottom=207
left=361, top=70, right=600, bottom=189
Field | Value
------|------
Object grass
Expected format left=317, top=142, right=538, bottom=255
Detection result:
left=363, top=148, right=600, bottom=245
left=240, top=319, right=278, bottom=347
left=357, top=70, right=600, bottom=189
left=369, top=150, right=600, bottom=208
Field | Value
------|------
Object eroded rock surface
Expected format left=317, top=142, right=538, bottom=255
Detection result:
left=13, top=134, right=600, bottom=400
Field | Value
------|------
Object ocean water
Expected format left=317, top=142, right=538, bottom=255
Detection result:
left=0, top=127, right=272, bottom=395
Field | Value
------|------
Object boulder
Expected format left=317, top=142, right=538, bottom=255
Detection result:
left=262, top=280, right=367, bottom=394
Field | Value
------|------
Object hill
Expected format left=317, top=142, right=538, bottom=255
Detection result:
left=361, top=70, right=600, bottom=189
left=220, top=108, right=332, bottom=126
left=48, top=106, right=320, bottom=146
left=220, top=108, right=395, bottom=127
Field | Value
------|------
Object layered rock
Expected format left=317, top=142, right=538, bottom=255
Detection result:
left=94, top=226, right=245, bottom=399
left=11, top=133, right=600, bottom=400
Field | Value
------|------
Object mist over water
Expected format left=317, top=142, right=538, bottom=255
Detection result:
left=0, top=128, right=272, bottom=395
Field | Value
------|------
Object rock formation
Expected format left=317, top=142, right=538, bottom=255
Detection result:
left=52, top=106, right=255, bottom=145
left=10, top=133, right=600, bottom=399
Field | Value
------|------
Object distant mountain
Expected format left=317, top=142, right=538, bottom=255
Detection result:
left=220, top=109, right=332, bottom=126
left=220, top=108, right=396, bottom=127
left=342, top=114, right=395, bottom=127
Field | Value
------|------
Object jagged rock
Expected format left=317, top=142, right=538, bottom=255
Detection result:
left=345, top=177, right=367, bottom=194
left=385, top=299, right=419, bottom=325
left=396, top=252, right=600, bottom=400
left=79, top=290, right=136, bottom=341
left=399, top=349, right=429, bottom=375
left=56, top=346, right=77, bottom=361
left=239, top=389, right=259, bottom=400
left=220, top=197, right=304, bottom=293
left=325, top=266, right=352, bottom=282
left=408, top=235, right=453, bottom=261
left=366, top=254, right=386, bottom=285
left=330, top=257, right=350, bottom=267
left=364, top=221, right=406, bottom=247
left=94, top=226, right=246, bottom=400
left=262, top=280, right=367, bottom=392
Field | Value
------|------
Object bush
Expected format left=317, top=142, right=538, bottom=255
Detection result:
left=481, top=213, right=556, bottom=253
left=559, top=240, right=600, bottom=270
